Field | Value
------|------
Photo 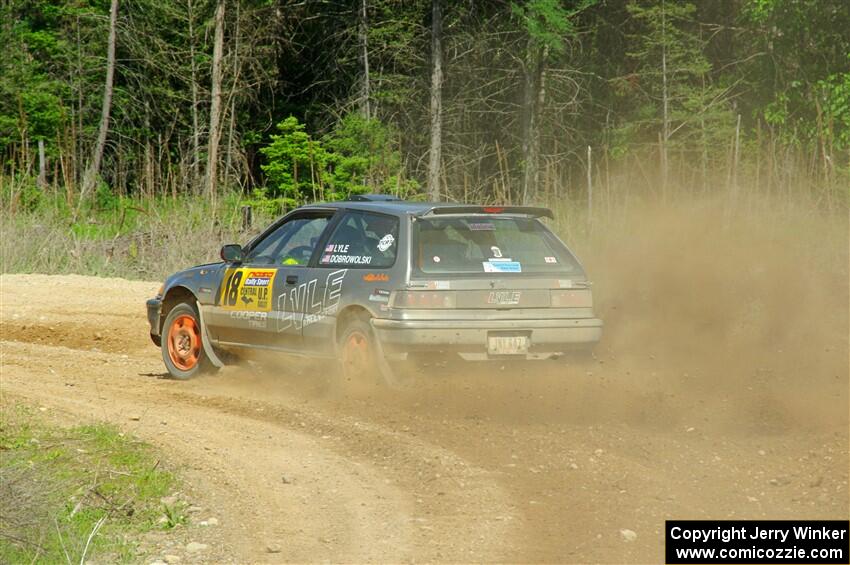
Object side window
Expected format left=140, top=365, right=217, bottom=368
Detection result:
left=276, top=217, right=329, bottom=265
left=319, top=211, right=399, bottom=268
left=246, top=215, right=330, bottom=266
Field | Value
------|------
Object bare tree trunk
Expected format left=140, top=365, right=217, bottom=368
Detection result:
left=225, top=1, right=241, bottom=193
left=205, top=0, right=225, bottom=201
left=699, top=75, right=708, bottom=194
left=730, top=113, right=741, bottom=198
left=188, top=0, right=201, bottom=193
left=520, top=43, right=547, bottom=205
left=80, top=0, right=118, bottom=204
left=75, top=16, right=84, bottom=189
left=586, top=145, right=593, bottom=231
left=37, top=139, right=47, bottom=189
left=359, top=0, right=371, bottom=120
left=426, top=0, right=442, bottom=201
left=660, top=0, right=669, bottom=200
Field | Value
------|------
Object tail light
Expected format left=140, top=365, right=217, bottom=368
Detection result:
left=550, top=289, right=593, bottom=308
left=392, top=291, right=457, bottom=309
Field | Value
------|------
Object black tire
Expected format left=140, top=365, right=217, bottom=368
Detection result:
left=160, top=302, right=215, bottom=379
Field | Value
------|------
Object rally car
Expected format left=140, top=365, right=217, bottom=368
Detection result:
left=146, top=195, right=602, bottom=384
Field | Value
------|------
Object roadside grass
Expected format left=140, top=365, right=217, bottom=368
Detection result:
left=0, top=190, right=274, bottom=281
left=1, top=172, right=846, bottom=283
left=0, top=402, right=185, bottom=563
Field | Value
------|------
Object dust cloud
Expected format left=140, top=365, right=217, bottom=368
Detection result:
left=217, top=195, right=849, bottom=437
left=3, top=196, right=846, bottom=562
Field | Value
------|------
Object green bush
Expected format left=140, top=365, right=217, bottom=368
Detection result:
left=259, top=116, right=328, bottom=204
left=259, top=114, right=418, bottom=209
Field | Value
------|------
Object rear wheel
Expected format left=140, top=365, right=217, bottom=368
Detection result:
left=338, top=317, right=380, bottom=387
left=161, top=302, right=215, bottom=379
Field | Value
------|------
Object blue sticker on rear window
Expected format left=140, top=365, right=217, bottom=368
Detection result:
left=482, top=261, right=522, bottom=273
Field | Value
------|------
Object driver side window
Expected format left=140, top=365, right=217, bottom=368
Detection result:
left=246, top=215, right=330, bottom=266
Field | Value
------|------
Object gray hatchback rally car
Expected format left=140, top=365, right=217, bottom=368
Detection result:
left=146, top=195, right=602, bottom=383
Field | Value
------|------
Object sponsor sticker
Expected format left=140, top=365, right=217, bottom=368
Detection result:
left=326, top=244, right=349, bottom=254
left=220, top=268, right=277, bottom=311
left=363, top=273, right=389, bottom=282
left=433, top=256, right=441, bottom=263
left=377, top=234, right=395, bottom=252
left=468, top=222, right=495, bottom=231
left=321, top=254, right=373, bottom=265
left=490, top=246, right=503, bottom=258
left=544, top=256, right=558, bottom=263
left=368, top=289, right=391, bottom=303
left=229, top=310, right=268, bottom=329
left=487, top=290, right=521, bottom=305
left=483, top=261, right=522, bottom=273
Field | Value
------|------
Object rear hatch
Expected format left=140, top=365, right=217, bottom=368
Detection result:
left=394, top=213, right=593, bottom=318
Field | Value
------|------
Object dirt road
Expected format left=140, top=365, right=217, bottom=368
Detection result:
left=1, top=271, right=847, bottom=563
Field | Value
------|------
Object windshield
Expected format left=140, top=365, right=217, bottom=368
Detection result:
left=413, top=216, right=583, bottom=275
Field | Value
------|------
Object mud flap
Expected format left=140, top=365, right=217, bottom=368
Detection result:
left=370, top=319, right=401, bottom=387
left=196, top=301, right=224, bottom=368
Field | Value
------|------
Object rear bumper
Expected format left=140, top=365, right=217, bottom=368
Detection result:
left=146, top=298, right=162, bottom=345
left=371, top=317, right=602, bottom=359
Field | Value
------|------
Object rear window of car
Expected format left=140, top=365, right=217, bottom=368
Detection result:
left=414, top=216, right=583, bottom=275
left=318, top=210, right=399, bottom=268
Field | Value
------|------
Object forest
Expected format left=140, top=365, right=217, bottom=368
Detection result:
left=1, top=0, right=848, bottom=276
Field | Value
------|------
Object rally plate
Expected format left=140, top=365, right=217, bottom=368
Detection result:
left=487, top=335, right=530, bottom=356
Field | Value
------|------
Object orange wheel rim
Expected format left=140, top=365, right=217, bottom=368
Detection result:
left=342, top=331, right=370, bottom=379
left=167, top=314, right=201, bottom=371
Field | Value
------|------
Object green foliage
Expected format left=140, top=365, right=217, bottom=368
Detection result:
left=817, top=67, right=850, bottom=150
left=615, top=0, right=735, bottom=167
left=512, top=0, right=593, bottom=53
left=740, top=0, right=850, bottom=150
left=323, top=113, right=415, bottom=196
left=161, top=503, right=187, bottom=529
left=0, top=1, right=99, bottom=151
left=95, top=180, right=121, bottom=211
left=258, top=114, right=418, bottom=211
left=0, top=0, right=847, bottom=206
left=0, top=403, right=180, bottom=563
left=259, top=116, right=328, bottom=206
left=9, top=175, right=45, bottom=212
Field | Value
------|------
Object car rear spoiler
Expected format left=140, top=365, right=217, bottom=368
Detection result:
left=418, top=205, right=554, bottom=219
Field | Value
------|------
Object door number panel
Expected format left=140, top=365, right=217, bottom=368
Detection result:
left=220, top=268, right=277, bottom=311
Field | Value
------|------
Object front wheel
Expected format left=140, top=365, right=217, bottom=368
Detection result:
left=161, top=302, right=215, bottom=379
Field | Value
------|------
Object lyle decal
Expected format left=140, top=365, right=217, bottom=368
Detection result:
left=277, top=269, right=347, bottom=331
left=220, top=269, right=277, bottom=311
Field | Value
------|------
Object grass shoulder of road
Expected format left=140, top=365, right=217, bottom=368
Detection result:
left=0, top=400, right=188, bottom=563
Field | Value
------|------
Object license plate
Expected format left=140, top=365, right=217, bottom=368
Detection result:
left=487, top=335, right=529, bottom=355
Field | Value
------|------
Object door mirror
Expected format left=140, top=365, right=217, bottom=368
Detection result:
left=220, top=244, right=243, bottom=263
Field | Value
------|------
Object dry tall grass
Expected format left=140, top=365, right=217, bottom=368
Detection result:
left=1, top=163, right=847, bottom=284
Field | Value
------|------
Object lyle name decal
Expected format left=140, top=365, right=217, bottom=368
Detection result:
left=277, top=269, right=347, bottom=331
